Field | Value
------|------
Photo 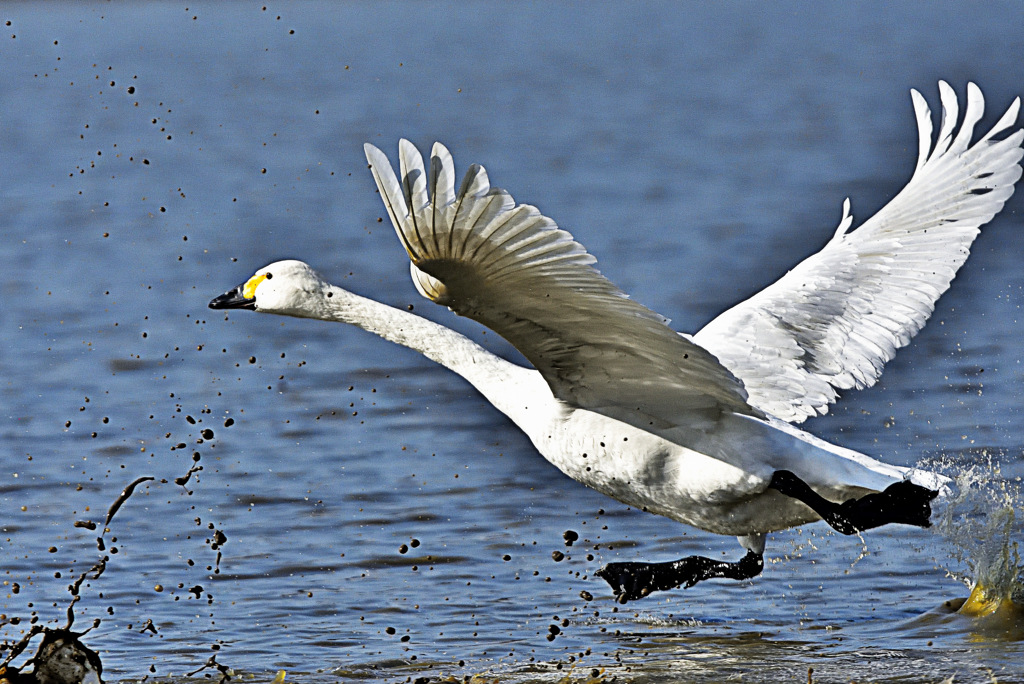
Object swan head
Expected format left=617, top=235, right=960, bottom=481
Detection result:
left=209, top=260, right=328, bottom=316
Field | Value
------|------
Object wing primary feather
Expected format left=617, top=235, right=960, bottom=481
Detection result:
left=399, top=139, right=429, bottom=213
left=451, top=165, right=492, bottom=260
left=911, top=89, right=933, bottom=172
left=430, top=142, right=457, bottom=256
left=458, top=163, right=490, bottom=199
left=399, top=139, right=430, bottom=257
left=981, top=97, right=1022, bottom=143
left=828, top=198, right=854, bottom=245
left=430, top=142, right=456, bottom=210
left=933, top=80, right=959, bottom=157
left=948, top=82, right=984, bottom=156
left=364, top=143, right=417, bottom=259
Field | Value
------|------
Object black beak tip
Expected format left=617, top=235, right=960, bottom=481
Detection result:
left=209, top=286, right=256, bottom=310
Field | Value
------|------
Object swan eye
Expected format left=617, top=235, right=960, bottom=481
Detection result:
left=265, top=273, right=273, bottom=279
left=327, top=291, right=333, bottom=298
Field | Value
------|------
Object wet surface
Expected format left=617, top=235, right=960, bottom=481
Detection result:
left=3, top=2, right=1024, bottom=682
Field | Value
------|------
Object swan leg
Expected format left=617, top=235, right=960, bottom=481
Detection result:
left=768, top=469, right=938, bottom=535
left=596, top=548, right=763, bottom=604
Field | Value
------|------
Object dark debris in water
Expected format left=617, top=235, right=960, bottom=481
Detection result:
left=185, top=654, right=231, bottom=684
left=0, top=629, right=102, bottom=684
left=2, top=413, right=236, bottom=683
left=103, top=475, right=155, bottom=527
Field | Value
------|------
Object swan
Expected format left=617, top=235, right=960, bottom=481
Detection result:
left=210, top=82, right=1023, bottom=603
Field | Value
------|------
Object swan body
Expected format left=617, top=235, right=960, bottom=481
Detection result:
left=211, top=82, right=1023, bottom=599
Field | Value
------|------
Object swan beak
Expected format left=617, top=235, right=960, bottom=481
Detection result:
left=209, top=283, right=256, bottom=310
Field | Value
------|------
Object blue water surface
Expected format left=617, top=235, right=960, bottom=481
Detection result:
left=2, top=3, right=1024, bottom=682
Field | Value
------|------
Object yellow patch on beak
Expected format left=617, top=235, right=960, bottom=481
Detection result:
left=242, top=274, right=268, bottom=300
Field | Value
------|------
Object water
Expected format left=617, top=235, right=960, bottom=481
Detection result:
left=2, top=2, right=1024, bottom=682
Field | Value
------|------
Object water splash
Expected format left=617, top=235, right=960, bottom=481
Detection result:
left=931, top=451, right=1024, bottom=621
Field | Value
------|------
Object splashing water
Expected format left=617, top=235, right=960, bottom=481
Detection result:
left=932, top=451, right=1024, bottom=622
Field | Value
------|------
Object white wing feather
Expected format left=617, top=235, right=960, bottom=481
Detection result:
left=365, top=141, right=757, bottom=433
left=693, top=82, right=1024, bottom=423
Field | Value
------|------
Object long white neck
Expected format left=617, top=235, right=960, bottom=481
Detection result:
left=301, top=284, right=552, bottom=430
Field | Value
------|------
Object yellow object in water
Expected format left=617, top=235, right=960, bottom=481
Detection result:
left=270, top=671, right=286, bottom=684
left=958, top=582, right=1024, bottom=618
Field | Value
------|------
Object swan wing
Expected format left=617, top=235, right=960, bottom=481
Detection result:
left=364, top=140, right=757, bottom=430
left=692, top=82, right=1024, bottom=423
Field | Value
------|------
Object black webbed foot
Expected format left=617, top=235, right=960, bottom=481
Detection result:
left=596, top=549, right=763, bottom=603
left=769, top=470, right=938, bottom=536
left=595, top=560, right=680, bottom=603
left=836, top=478, right=937, bottom=531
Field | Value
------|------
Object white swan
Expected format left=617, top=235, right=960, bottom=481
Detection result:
left=211, top=82, right=1023, bottom=603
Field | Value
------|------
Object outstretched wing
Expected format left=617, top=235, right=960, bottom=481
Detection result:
left=364, top=140, right=757, bottom=432
left=692, top=82, right=1024, bottom=423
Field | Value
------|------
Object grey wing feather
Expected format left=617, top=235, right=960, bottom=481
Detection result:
left=364, top=140, right=757, bottom=433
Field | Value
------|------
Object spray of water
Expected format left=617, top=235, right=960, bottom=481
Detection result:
left=931, top=450, right=1024, bottom=618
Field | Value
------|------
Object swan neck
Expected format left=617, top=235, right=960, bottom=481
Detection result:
left=321, top=285, right=545, bottom=425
